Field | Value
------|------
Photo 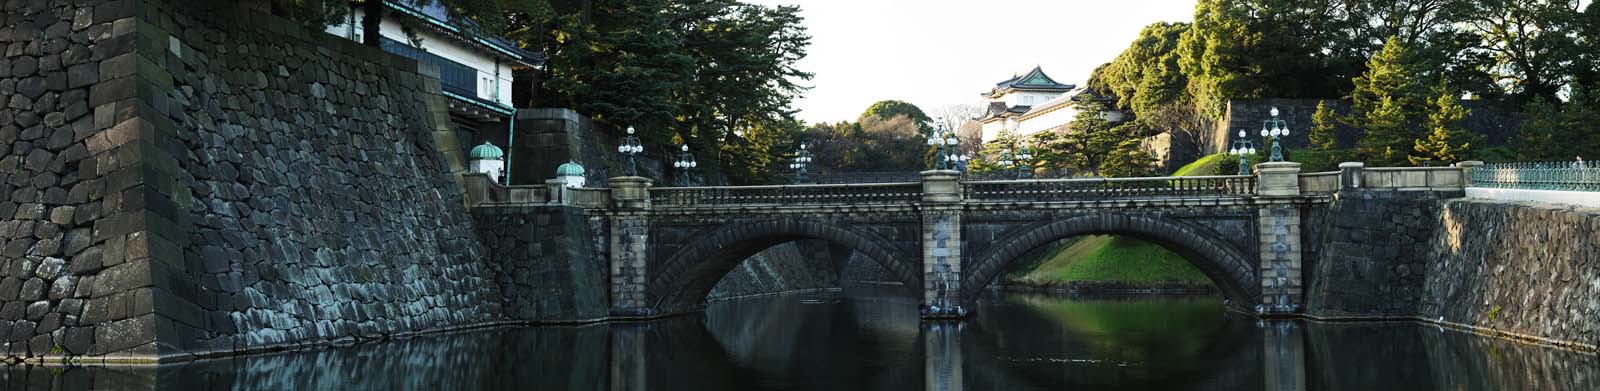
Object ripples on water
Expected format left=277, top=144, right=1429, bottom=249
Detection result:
left=4, top=290, right=1595, bottom=390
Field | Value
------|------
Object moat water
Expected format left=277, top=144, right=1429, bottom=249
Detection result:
left=5, top=289, right=1597, bottom=390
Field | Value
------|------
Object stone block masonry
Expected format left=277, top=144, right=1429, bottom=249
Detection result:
left=473, top=205, right=608, bottom=321
left=1307, top=190, right=1600, bottom=351
left=1307, top=189, right=1455, bottom=318
left=1419, top=200, right=1600, bottom=350
left=1, top=0, right=501, bottom=362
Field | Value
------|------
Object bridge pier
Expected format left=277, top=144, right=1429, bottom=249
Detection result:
left=609, top=177, right=656, bottom=317
left=1255, top=162, right=1304, bottom=314
left=920, top=171, right=968, bottom=318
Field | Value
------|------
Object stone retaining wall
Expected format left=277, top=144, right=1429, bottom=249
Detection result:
left=1, top=0, right=503, bottom=362
left=1306, top=189, right=1452, bottom=317
left=0, top=0, right=146, bottom=361
left=1418, top=200, right=1600, bottom=350
left=472, top=205, right=608, bottom=321
left=1308, top=191, right=1600, bottom=350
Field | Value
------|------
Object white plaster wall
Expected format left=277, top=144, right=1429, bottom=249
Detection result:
left=1465, top=188, right=1600, bottom=208
left=981, top=120, right=1004, bottom=143
left=326, top=10, right=515, bottom=105
left=1002, top=91, right=1065, bottom=108
left=1017, top=105, right=1076, bottom=137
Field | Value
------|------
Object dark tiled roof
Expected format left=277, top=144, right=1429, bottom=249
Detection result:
left=386, top=0, right=546, bottom=67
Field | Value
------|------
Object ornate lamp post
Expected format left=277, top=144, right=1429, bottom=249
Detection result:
left=1260, top=107, right=1290, bottom=162
left=673, top=144, right=697, bottom=186
left=1015, top=144, right=1033, bottom=179
left=954, top=152, right=974, bottom=173
left=617, top=126, right=643, bottom=176
left=927, top=118, right=959, bottom=170
left=998, top=147, right=1014, bottom=177
left=1228, top=129, right=1258, bottom=176
left=789, top=143, right=812, bottom=184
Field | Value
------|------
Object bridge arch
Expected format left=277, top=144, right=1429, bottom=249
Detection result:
left=648, top=219, right=920, bottom=312
left=961, top=213, right=1258, bottom=306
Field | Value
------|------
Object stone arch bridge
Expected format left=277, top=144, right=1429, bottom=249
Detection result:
left=464, top=162, right=1473, bottom=319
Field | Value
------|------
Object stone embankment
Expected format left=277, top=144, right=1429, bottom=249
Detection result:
left=1309, top=192, right=1600, bottom=351
left=0, top=0, right=504, bottom=362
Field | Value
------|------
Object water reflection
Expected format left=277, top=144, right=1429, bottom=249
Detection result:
left=5, top=292, right=1597, bottom=390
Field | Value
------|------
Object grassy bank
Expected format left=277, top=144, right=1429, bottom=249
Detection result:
left=1172, top=153, right=1229, bottom=176
left=1007, top=236, right=1212, bottom=286
left=1004, top=155, right=1224, bottom=288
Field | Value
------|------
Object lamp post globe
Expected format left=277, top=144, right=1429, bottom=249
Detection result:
left=1261, top=107, right=1290, bottom=162
left=792, top=142, right=812, bottom=184
left=1230, top=128, right=1258, bottom=176
left=674, top=143, right=698, bottom=186
left=618, top=126, right=644, bottom=177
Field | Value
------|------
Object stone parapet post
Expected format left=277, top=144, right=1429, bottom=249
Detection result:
left=546, top=179, right=568, bottom=205
left=461, top=173, right=494, bottom=207
left=608, top=176, right=653, bottom=209
left=1255, top=162, right=1302, bottom=196
left=1338, top=162, right=1364, bottom=190
left=1455, top=160, right=1483, bottom=187
left=921, top=170, right=962, bottom=203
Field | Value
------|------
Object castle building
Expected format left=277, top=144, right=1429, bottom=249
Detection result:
left=977, top=66, right=1122, bottom=143
left=323, top=1, right=544, bottom=144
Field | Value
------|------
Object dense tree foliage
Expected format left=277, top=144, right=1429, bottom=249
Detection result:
left=1513, top=85, right=1600, bottom=160
left=862, top=100, right=933, bottom=129
left=529, top=0, right=813, bottom=184
left=1081, top=0, right=1598, bottom=168
left=1030, top=98, right=1155, bottom=177
left=799, top=115, right=926, bottom=173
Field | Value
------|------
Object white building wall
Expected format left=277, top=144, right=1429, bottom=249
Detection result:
left=1016, top=106, right=1077, bottom=137
left=981, top=120, right=1006, bottom=143
left=326, top=10, right=515, bottom=106
left=1000, top=91, right=1066, bottom=108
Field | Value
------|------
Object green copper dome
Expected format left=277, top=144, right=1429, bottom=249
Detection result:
left=556, top=161, right=585, bottom=176
left=468, top=141, right=504, bottom=160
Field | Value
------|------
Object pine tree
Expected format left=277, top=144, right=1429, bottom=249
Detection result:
left=1352, top=37, right=1426, bottom=165
left=1364, top=97, right=1411, bottom=165
left=1309, top=100, right=1339, bottom=151
left=1410, top=87, right=1473, bottom=165
left=1101, top=138, right=1158, bottom=178
left=970, top=130, right=1022, bottom=176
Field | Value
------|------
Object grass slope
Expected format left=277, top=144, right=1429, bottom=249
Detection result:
left=1172, top=153, right=1228, bottom=176
left=1010, top=236, right=1211, bottom=285
left=1005, top=154, right=1223, bottom=287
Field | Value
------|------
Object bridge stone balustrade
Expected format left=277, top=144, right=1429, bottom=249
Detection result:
left=462, top=162, right=1478, bottom=320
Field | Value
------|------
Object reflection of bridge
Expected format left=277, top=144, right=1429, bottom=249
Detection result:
left=464, top=162, right=1475, bottom=319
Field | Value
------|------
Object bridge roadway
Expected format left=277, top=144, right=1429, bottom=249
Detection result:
left=462, top=162, right=1474, bottom=319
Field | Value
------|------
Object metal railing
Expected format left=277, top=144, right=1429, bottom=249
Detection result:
left=1472, top=161, right=1600, bottom=191
left=962, top=175, right=1257, bottom=202
left=651, top=182, right=924, bottom=207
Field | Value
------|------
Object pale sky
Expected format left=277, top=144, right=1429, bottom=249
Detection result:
left=741, top=0, right=1199, bottom=124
